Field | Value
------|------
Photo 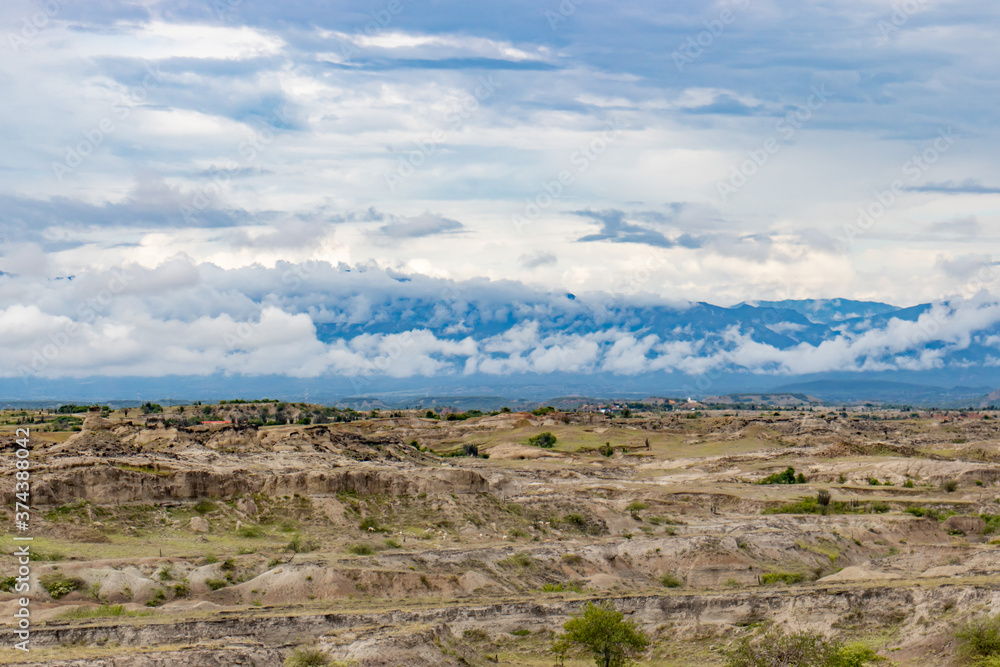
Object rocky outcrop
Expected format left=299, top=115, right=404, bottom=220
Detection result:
left=13, top=463, right=490, bottom=506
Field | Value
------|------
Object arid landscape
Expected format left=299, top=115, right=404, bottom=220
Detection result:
left=3, top=402, right=1000, bottom=665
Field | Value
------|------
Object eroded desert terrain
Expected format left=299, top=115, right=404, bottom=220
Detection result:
left=4, top=402, right=1000, bottom=665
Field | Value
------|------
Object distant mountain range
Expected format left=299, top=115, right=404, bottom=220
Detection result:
left=5, top=294, right=1000, bottom=407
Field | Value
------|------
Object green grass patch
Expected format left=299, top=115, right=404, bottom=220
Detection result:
left=58, top=605, right=152, bottom=620
left=761, top=572, right=806, bottom=586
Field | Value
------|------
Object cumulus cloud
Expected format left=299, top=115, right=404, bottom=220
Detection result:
left=4, top=261, right=1000, bottom=382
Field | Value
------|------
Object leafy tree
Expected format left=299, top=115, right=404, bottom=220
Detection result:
left=557, top=602, right=649, bottom=667
left=528, top=432, right=557, bottom=448
left=759, top=467, right=806, bottom=485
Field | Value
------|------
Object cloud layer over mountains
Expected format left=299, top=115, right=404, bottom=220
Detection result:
left=5, top=261, right=1000, bottom=383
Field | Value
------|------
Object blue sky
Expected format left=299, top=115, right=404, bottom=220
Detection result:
left=2, top=0, right=1000, bottom=386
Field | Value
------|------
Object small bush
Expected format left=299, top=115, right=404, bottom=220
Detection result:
left=660, top=572, right=683, bottom=588
left=193, top=499, right=217, bottom=514
left=817, top=490, right=831, bottom=507
left=39, top=572, right=85, bottom=599
left=956, top=614, right=1000, bottom=661
left=236, top=524, right=266, bottom=538
left=205, top=578, right=229, bottom=591
left=347, top=543, right=375, bottom=556
left=384, top=538, right=402, bottom=549
left=499, top=552, right=534, bottom=569
left=600, top=442, right=614, bottom=457
left=903, top=479, right=915, bottom=488
left=626, top=501, right=648, bottom=512
left=285, top=536, right=320, bottom=553
left=725, top=627, right=883, bottom=666
left=463, top=628, right=490, bottom=642
left=284, top=647, right=334, bottom=667
left=462, top=443, right=479, bottom=457
left=562, top=553, right=583, bottom=565
left=943, top=479, right=959, bottom=493
left=761, top=572, right=805, bottom=586
left=145, top=589, right=166, bottom=607
left=528, top=432, right=557, bottom=448
left=759, top=467, right=804, bottom=485
left=0, top=576, right=17, bottom=593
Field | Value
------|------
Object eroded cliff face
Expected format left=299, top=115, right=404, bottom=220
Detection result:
left=5, top=409, right=1000, bottom=665
left=4, top=586, right=989, bottom=666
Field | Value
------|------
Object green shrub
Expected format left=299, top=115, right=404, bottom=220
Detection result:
left=39, top=572, right=85, bottom=599
left=626, top=501, right=648, bottom=512
left=761, top=572, right=805, bottom=585
left=943, top=479, right=959, bottom=493
left=499, top=552, right=534, bottom=569
left=725, top=627, right=883, bottom=666
left=347, top=543, right=375, bottom=556
left=0, top=576, right=17, bottom=593
left=660, top=572, right=683, bottom=588
left=193, top=499, right=217, bottom=514
left=759, top=467, right=804, bottom=485
left=284, top=536, right=320, bottom=553
left=600, top=442, right=614, bottom=457
left=528, top=432, right=557, bottom=448
left=284, top=647, right=334, bottom=666
left=236, top=524, right=266, bottom=538
left=957, top=614, right=1000, bottom=661
left=205, top=578, right=229, bottom=591
left=384, top=538, right=402, bottom=549
left=145, top=589, right=166, bottom=607
left=903, top=479, right=915, bottom=488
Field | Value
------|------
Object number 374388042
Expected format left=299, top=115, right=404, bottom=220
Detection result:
left=14, top=427, right=30, bottom=528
